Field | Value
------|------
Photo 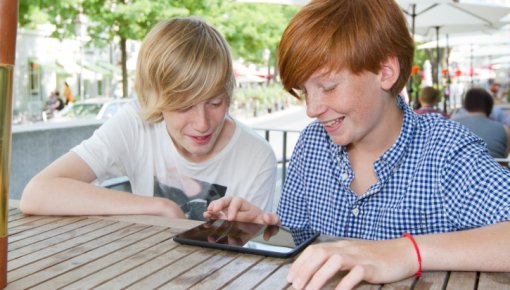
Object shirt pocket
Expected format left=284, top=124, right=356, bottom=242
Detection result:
left=376, top=207, right=428, bottom=239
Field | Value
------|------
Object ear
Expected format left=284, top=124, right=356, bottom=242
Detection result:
left=379, top=56, right=400, bottom=91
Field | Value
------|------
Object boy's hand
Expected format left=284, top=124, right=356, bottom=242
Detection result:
left=204, top=196, right=280, bottom=225
left=287, top=237, right=417, bottom=290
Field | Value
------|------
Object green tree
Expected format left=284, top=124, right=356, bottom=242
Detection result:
left=19, top=0, right=189, bottom=98
left=18, top=0, right=299, bottom=96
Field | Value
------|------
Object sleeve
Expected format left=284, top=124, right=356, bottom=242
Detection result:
left=277, top=131, right=312, bottom=230
left=441, top=132, right=510, bottom=229
left=71, top=105, right=139, bottom=184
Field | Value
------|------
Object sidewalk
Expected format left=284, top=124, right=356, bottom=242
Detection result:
left=234, top=104, right=312, bottom=131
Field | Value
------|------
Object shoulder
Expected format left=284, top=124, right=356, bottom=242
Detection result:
left=223, top=119, right=277, bottom=166
left=233, top=119, right=275, bottom=153
left=414, top=114, right=484, bottom=154
left=412, top=115, right=493, bottom=173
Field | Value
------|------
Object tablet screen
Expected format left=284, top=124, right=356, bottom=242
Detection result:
left=173, top=219, right=319, bottom=258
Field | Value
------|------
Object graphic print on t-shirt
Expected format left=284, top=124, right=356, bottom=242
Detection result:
left=153, top=176, right=226, bottom=220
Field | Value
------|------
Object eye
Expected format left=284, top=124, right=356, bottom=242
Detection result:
left=207, top=98, right=224, bottom=107
left=323, top=85, right=337, bottom=92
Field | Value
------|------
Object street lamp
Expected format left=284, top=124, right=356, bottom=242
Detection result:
left=74, top=8, right=86, bottom=100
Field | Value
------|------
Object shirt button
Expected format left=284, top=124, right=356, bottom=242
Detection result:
left=352, top=207, right=359, bottom=216
left=341, top=173, right=348, bottom=181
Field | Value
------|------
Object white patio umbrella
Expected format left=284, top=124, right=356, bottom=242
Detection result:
left=418, top=34, right=510, bottom=49
left=398, top=0, right=510, bottom=38
left=418, top=33, right=510, bottom=85
left=398, top=0, right=510, bottom=109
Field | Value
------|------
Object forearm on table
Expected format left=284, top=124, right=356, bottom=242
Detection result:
left=417, top=221, right=510, bottom=272
left=20, top=177, right=171, bottom=216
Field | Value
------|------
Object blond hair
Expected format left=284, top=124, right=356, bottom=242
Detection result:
left=135, top=17, right=235, bottom=123
left=278, top=0, right=414, bottom=98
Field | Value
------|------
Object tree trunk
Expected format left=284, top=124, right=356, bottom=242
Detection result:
left=120, top=36, right=128, bottom=98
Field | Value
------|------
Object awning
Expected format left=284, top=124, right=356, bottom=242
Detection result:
left=29, top=58, right=71, bottom=76
left=96, top=61, right=121, bottom=74
left=82, top=61, right=113, bottom=77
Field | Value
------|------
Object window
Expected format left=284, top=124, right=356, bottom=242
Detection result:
left=28, top=61, right=41, bottom=99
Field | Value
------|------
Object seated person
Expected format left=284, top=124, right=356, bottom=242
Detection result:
left=20, top=17, right=277, bottom=220
left=453, top=83, right=510, bottom=126
left=205, top=0, right=510, bottom=289
left=414, top=86, right=448, bottom=118
left=453, top=88, right=509, bottom=158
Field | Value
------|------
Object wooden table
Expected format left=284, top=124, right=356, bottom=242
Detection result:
left=5, top=207, right=510, bottom=289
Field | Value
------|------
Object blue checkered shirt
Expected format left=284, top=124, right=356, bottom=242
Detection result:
left=277, top=97, right=510, bottom=240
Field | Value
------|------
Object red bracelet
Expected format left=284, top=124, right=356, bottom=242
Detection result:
left=403, top=232, right=422, bottom=277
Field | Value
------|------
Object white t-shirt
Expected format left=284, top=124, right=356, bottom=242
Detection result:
left=72, top=101, right=277, bottom=219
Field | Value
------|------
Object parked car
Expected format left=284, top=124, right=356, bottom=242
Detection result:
left=52, top=97, right=130, bottom=122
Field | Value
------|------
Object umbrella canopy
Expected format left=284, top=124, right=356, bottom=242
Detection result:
left=418, top=34, right=510, bottom=49
left=398, top=0, right=510, bottom=37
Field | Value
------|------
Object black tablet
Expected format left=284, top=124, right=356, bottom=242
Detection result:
left=173, top=219, right=320, bottom=258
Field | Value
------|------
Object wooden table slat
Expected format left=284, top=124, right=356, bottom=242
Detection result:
left=189, top=254, right=264, bottom=290
left=94, top=243, right=200, bottom=289
left=413, top=271, right=449, bottom=290
left=253, top=261, right=291, bottom=290
left=8, top=220, right=134, bottom=272
left=2, top=210, right=508, bottom=289
left=478, top=272, right=510, bottom=290
left=30, top=226, right=172, bottom=290
left=158, top=250, right=240, bottom=289
left=7, top=222, right=150, bottom=288
left=380, top=276, right=416, bottom=289
left=8, top=215, right=49, bottom=228
left=8, top=219, right=117, bottom=261
left=222, top=256, right=287, bottom=290
left=446, top=272, right=477, bottom=289
left=120, top=246, right=219, bottom=289
left=54, top=229, right=175, bottom=289
left=8, top=216, right=87, bottom=242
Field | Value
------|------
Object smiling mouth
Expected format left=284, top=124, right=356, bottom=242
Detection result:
left=191, top=134, right=212, bottom=144
left=323, top=117, right=344, bottom=127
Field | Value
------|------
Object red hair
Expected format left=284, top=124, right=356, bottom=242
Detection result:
left=278, top=0, right=414, bottom=98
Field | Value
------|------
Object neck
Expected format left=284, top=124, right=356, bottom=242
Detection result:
left=466, top=111, right=487, bottom=117
left=348, top=97, right=404, bottom=158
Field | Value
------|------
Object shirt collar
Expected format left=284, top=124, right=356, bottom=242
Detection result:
left=374, top=95, right=415, bottom=181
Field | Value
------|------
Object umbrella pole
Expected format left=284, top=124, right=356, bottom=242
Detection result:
left=435, top=26, right=440, bottom=87
left=470, top=44, right=474, bottom=85
left=0, top=0, right=18, bottom=287
left=444, top=34, right=450, bottom=115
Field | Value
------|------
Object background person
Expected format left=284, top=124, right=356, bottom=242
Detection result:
left=453, top=82, right=510, bottom=126
left=63, top=82, right=74, bottom=105
left=20, top=17, right=277, bottom=220
left=205, top=0, right=510, bottom=289
left=453, top=88, right=509, bottom=158
left=414, top=86, right=448, bottom=118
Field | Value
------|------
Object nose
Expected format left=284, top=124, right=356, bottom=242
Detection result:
left=305, top=91, right=326, bottom=118
left=192, top=105, right=210, bottom=133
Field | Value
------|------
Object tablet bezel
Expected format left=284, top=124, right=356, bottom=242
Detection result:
left=173, top=219, right=319, bottom=258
